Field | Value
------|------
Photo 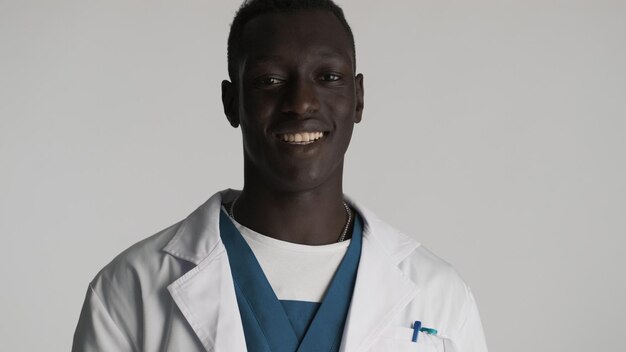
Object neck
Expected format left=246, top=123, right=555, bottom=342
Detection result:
left=232, top=166, right=350, bottom=245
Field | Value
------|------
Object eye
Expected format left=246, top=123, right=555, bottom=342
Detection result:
left=263, top=77, right=281, bottom=85
left=254, top=76, right=284, bottom=87
left=321, top=73, right=342, bottom=82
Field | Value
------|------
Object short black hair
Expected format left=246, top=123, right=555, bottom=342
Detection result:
left=227, top=0, right=356, bottom=82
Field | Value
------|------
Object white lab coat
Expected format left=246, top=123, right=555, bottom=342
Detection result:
left=72, top=189, right=488, bottom=352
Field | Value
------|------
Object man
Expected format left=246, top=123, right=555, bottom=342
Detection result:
left=72, top=0, right=488, bottom=351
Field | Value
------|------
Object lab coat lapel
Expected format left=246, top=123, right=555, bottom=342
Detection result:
left=167, top=247, right=247, bottom=352
left=339, top=203, right=421, bottom=352
left=164, top=190, right=247, bottom=352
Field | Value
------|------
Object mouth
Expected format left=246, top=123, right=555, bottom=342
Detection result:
left=276, top=131, right=326, bottom=145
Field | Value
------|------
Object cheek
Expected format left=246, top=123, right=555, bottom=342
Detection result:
left=241, top=101, right=269, bottom=125
left=327, top=102, right=356, bottom=143
left=334, top=123, right=355, bottom=153
left=240, top=99, right=273, bottom=140
left=242, top=87, right=281, bottom=119
left=323, top=90, right=355, bottom=119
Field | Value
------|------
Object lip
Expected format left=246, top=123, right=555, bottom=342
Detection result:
left=275, top=131, right=328, bottom=145
left=268, top=118, right=331, bottom=150
left=270, top=119, right=330, bottom=135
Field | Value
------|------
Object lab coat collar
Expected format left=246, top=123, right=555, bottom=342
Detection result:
left=164, top=190, right=421, bottom=352
left=162, top=190, right=235, bottom=265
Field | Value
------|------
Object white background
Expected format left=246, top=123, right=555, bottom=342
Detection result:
left=1, top=0, right=625, bottom=351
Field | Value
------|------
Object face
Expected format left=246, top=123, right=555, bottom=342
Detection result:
left=222, top=9, right=364, bottom=193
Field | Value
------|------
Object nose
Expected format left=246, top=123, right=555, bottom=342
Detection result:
left=280, top=79, right=320, bottom=116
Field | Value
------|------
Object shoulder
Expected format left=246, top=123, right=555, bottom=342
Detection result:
left=91, top=222, right=181, bottom=284
left=88, top=221, right=191, bottom=314
left=400, top=244, right=468, bottom=295
left=373, top=214, right=472, bottom=315
left=356, top=202, right=468, bottom=293
left=356, top=202, right=470, bottom=300
left=88, top=190, right=228, bottom=299
left=75, top=221, right=194, bottom=350
left=358, top=204, right=477, bottom=337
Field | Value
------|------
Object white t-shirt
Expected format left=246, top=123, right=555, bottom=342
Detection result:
left=226, top=212, right=350, bottom=303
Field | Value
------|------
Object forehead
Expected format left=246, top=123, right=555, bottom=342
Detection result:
left=238, top=9, right=354, bottom=72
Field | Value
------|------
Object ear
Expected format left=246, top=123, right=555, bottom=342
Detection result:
left=354, top=73, right=364, bottom=123
left=221, top=80, right=239, bottom=128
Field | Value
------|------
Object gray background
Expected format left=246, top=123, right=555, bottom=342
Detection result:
left=1, top=0, right=624, bottom=351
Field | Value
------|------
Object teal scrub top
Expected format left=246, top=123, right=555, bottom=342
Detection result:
left=219, top=210, right=363, bottom=352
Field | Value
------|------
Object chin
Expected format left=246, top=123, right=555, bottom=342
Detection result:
left=245, top=153, right=343, bottom=194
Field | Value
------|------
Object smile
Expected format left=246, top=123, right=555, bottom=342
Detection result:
left=277, top=131, right=325, bottom=145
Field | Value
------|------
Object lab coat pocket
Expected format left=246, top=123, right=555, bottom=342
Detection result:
left=370, top=326, right=447, bottom=352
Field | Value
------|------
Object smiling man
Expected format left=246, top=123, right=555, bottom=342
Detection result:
left=72, top=1, right=488, bottom=351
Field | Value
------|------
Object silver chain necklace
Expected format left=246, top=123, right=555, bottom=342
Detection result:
left=229, top=196, right=352, bottom=242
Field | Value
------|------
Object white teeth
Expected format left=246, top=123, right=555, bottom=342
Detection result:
left=279, top=132, right=324, bottom=143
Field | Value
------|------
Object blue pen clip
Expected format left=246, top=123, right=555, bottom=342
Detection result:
left=412, top=321, right=438, bottom=343
left=411, top=321, right=422, bottom=342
